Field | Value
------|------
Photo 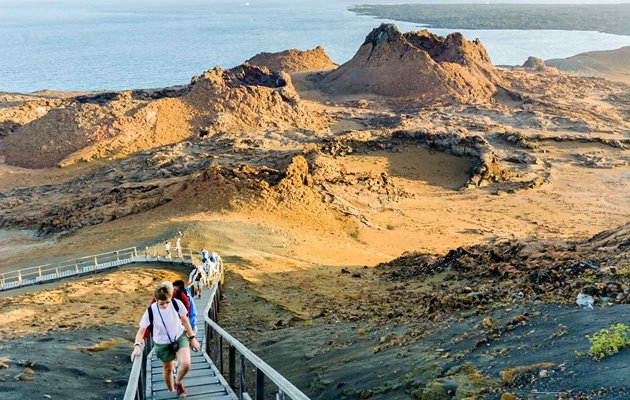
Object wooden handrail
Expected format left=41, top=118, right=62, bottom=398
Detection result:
left=203, top=264, right=310, bottom=400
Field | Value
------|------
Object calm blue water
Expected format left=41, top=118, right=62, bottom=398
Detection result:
left=2, top=0, right=630, bottom=93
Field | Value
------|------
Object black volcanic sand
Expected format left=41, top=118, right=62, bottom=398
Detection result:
left=244, top=304, right=630, bottom=399
left=0, top=325, right=136, bottom=400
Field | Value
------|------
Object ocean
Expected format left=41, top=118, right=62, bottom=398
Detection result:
left=2, top=0, right=630, bottom=93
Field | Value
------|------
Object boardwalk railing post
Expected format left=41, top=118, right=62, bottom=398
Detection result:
left=116, top=251, right=120, bottom=262
left=229, top=345, right=236, bottom=389
left=240, top=354, right=246, bottom=399
left=75, top=260, right=79, bottom=274
left=55, top=267, right=59, bottom=278
left=93, top=256, right=98, bottom=272
left=255, top=368, right=265, bottom=400
left=38, top=266, right=42, bottom=280
left=133, top=246, right=138, bottom=258
left=219, top=336, right=224, bottom=374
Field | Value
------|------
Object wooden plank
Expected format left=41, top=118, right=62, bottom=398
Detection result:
left=152, top=368, right=215, bottom=380
left=152, top=365, right=215, bottom=376
left=153, top=383, right=226, bottom=399
left=184, top=394, right=233, bottom=400
left=151, top=357, right=207, bottom=368
left=152, top=375, right=220, bottom=391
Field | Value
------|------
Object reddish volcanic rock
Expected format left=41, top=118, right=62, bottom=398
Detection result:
left=246, top=47, right=337, bottom=73
left=321, top=24, right=503, bottom=103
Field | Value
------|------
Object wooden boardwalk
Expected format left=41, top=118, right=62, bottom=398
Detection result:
left=148, top=288, right=236, bottom=400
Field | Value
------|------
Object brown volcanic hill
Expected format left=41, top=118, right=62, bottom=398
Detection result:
left=546, top=46, right=630, bottom=83
left=0, top=65, right=327, bottom=169
left=246, top=47, right=337, bottom=73
left=320, top=24, right=502, bottom=103
left=546, top=46, right=630, bottom=75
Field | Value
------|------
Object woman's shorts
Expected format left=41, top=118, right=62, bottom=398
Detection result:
left=154, top=334, right=191, bottom=362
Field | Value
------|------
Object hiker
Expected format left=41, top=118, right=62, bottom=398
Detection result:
left=188, top=265, right=206, bottom=299
left=175, top=237, right=182, bottom=257
left=200, top=247, right=209, bottom=266
left=131, top=281, right=200, bottom=397
left=205, top=252, right=220, bottom=287
left=173, top=280, right=196, bottom=333
left=203, top=260, right=212, bottom=287
left=165, top=241, right=171, bottom=257
left=141, top=284, right=191, bottom=341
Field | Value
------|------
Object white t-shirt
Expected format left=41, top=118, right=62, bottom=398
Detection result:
left=140, top=299, right=187, bottom=345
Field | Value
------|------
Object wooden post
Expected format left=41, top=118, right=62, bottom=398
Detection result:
left=239, top=355, right=246, bottom=399
left=94, top=256, right=98, bottom=272
left=133, top=246, right=138, bottom=258
left=75, top=260, right=80, bottom=274
left=229, top=345, right=236, bottom=389
left=116, top=251, right=120, bottom=262
left=18, top=270, right=22, bottom=285
left=55, top=267, right=59, bottom=278
left=38, top=266, right=42, bottom=280
left=219, top=336, right=224, bottom=374
left=255, top=368, right=265, bottom=400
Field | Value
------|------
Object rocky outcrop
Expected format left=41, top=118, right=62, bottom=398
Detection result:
left=0, top=65, right=327, bottom=169
left=379, top=222, right=630, bottom=318
left=321, top=24, right=502, bottom=103
left=184, top=64, right=327, bottom=135
left=246, top=47, right=337, bottom=73
left=522, top=56, right=558, bottom=73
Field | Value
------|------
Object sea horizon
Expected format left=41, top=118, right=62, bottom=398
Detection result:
left=3, top=0, right=630, bottom=93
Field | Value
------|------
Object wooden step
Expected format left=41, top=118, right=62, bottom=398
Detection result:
left=153, top=382, right=227, bottom=399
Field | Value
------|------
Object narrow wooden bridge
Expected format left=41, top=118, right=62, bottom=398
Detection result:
left=0, top=243, right=310, bottom=400
left=0, top=245, right=197, bottom=291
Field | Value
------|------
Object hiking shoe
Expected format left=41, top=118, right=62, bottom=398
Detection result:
left=176, top=382, right=187, bottom=397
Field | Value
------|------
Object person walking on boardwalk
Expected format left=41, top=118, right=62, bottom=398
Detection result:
left=200, top=247, right=209, bottom=265
left=175, top=237, right=182, bottom=257
left=188, top=264, right=206, bottom=299
left=165, top=241, right=171, bottom=257
left=173, top=280, right=197, bottom=334
left=131, top=281, right=200, bottom=397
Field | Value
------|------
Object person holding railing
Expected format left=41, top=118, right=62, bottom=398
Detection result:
left=131, top=281, right=200, bottom=397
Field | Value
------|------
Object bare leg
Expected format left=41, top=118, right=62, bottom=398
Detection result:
left=162, top=360, right=175, bottom=391
left=175, top=347, right=191, bottom=384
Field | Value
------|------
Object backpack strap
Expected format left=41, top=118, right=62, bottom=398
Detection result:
left=147, top=305, right=154, bottom=337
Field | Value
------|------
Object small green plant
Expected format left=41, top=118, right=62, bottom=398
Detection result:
left=356, top=327, right=372, bottom=335
left=582, top=276, right=594, bottom=284
left=549, top=324, right=568, bottom=339
left=586, top=323, right=630, bottom=361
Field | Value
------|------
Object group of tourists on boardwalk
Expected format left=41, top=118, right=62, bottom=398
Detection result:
left=130, top=243, right=223, bottom=398
left=189, top=247, right=223, bottom=298
left=164, top=237, right=182, bottom=258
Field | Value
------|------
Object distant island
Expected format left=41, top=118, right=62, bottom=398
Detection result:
left=350, top=3, right=630, bottom=36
